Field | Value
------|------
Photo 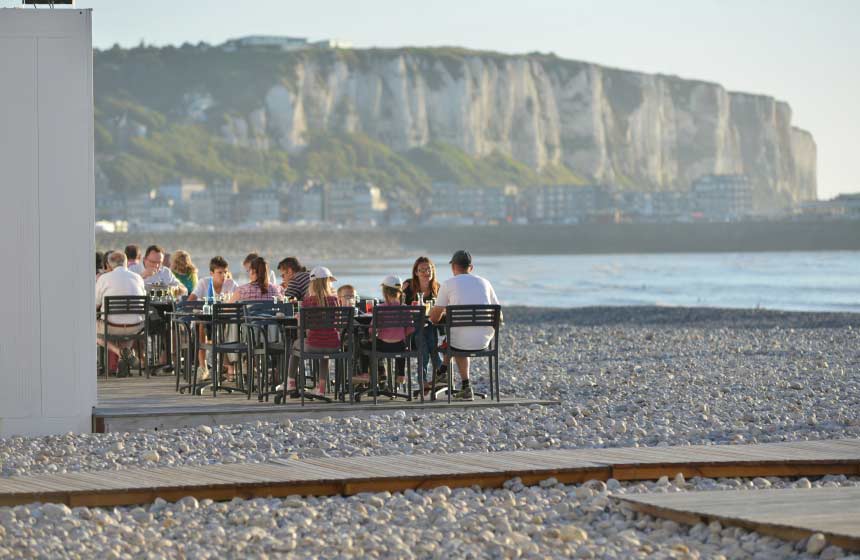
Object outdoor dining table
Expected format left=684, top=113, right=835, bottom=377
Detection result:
left=166, top=309, right=210, bottom=394
left=147, top=300, right=175, bottom=373
left=165, top=307, right=442, bottom=404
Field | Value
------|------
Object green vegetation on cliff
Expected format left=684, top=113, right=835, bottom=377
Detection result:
left=94, top=44, right=589, bottom=194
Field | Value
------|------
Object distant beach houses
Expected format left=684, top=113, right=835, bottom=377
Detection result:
left=96, top=173, right=785, bottom=231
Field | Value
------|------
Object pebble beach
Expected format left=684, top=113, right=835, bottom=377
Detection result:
left=1, top=306, right=859, bottom=558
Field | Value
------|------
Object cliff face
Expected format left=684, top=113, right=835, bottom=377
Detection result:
left=100, top=47, right=817, bottom=205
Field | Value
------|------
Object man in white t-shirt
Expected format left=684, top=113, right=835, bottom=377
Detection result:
left=429, top=250, right=501, bottom=401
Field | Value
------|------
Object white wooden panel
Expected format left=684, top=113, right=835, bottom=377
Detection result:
left=0, top=9, right=95, bottom=435
left=38, top=35, right=94, bottom=419
left=0, top=36, right=42, bottom=420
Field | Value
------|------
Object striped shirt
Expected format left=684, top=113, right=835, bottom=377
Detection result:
left=234, top=282, right=284, bottom=301
left=285, top=271, right=311, bottom=300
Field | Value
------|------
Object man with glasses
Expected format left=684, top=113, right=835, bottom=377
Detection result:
left=138, top=245, right=185, bottom=372
left=138, top=245, right=187, bottom=295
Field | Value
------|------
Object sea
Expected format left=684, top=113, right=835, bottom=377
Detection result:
left=227, top=251, right=859, bottom=313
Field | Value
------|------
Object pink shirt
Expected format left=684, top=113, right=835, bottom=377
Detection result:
left=234, top=282, right=283, bottom=301
left=375, top=302, right=416, bottom=342
left=301, top=295, right=341, bottom=348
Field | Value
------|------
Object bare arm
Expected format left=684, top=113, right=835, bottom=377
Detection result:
left=429, top=305, right=444, bottom=324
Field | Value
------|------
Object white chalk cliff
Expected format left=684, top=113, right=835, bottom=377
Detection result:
left=214, top=49, right=816, bottom=204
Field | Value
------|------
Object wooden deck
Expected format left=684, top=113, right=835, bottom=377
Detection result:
left=94, top=376, right=559, bottom=432
left=1, top=439, right=858, bottom=511
left=617, top=487, right=860, bottom=552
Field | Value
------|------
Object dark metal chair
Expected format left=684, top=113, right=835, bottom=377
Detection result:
left=290, top=306, right=355, bottom=405
left=356, top=305, right=425, bottom=404
left=172, top=299, right=204, bottom=393
left=243, top=301, right=294, bottom=401
left=98, top=295, right=148, bottom=378
left=437, top=305, right=502, bottom=402
left=208, top=303, right=247, bottom=396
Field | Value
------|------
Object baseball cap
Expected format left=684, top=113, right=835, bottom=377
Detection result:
left=449, top=250, right=472, bottom=267
left=309, top=266, right=337, bottom=281
left=381, top=274, right=403, bottom=289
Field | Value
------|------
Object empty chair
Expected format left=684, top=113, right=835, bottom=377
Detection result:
left=206, top=303, right=247, bottom=396
left=243, top=301, right=294, bottom=401
left=172, top=299, right=204, bottom=393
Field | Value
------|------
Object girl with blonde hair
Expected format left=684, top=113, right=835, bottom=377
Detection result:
left=170, top=250, right=198, bottom=295
left=284, top=266, right=340, bottom=397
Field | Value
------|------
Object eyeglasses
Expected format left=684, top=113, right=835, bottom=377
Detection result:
left=417, top=267, right=432, bottom=274
left=145, top=258, right=161, bottom=266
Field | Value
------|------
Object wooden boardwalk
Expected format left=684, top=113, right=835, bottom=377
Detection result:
left=0, top=439, right=858, bottom=510
left=618, top=487, right=860, bottom=552
left=94, top=376, right=558, bottom=432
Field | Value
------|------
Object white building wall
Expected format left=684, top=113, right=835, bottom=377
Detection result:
left=0, top=9, right=95, bottom=436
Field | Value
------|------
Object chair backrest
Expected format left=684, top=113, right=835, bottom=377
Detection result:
left=444, top=304, right=501, bottom=329
left=300, top=305, right=354, bottom=331
left=175, top=299, right=204, bottom=313
left=243, top=301, right=295, bottom=320
left=372, top=305, right=424, bottom=333
left=104, top=295, right=148, bottom=316
left=211, top=302, right=245, bottom=325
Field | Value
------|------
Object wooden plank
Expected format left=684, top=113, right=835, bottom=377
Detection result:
left=0, top=440, right=858, bottom=509
left=617, top=487, right=860, bottom=552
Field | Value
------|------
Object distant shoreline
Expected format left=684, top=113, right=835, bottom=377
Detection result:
left=97, top=219, right=860, bottom=259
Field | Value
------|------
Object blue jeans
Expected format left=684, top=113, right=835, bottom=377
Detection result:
left=414, top=326, right=441, bottom=381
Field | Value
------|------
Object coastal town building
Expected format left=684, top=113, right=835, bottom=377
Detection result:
left=428, top=182, right=514, bottom=224
left=691, top=174, right=753, bottom=221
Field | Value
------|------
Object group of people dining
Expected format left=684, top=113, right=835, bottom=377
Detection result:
left=95, top=245, right=500, bottom=401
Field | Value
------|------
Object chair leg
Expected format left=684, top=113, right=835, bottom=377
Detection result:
left=447, top=351, right=453, bottom=404
left=299, top=358, right=306, bottom=406
left=487, top=356, right=493, bottom=401
left=495, top=354, right=501, bottom=402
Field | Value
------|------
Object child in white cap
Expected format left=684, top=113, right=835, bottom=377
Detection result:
left=358, top=275, right=415, bottom=386
left=284, top=266, right=340, bottom=397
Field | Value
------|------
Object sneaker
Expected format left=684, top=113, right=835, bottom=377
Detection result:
left=197, top=366, right=210, bottom=381
left=116, top=359, right=131, bottom=378
left=433, top=368, right=449, bottom=386
left=127, top=350, right=140, bottom=370
left=453, top=386, right=474, bottom=401
left=276, top=379, right=296, bottom=392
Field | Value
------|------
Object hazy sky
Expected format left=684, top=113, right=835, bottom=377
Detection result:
left=63, top=0, right=860, bottom=198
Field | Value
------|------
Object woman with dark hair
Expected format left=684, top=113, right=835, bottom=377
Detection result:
left=96, top=251, right=105, bottom=276
left=402, top=256, right=443, bottom=383
left=231, top=257, right=283, bottom=301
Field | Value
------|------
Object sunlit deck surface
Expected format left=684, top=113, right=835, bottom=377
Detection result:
left=94, top=376, right=558, bottom=432
left=2, top=438, right=859, bottom=553
left=618, top=485, right=860, bottom=552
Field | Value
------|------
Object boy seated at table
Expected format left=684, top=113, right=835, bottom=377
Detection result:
left=337, top=284, right=359, bottom=311
left=357, top=275, right=414, bottom=386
